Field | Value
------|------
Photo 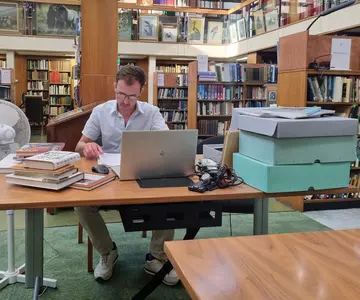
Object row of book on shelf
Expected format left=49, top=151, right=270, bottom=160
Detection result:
left=49, top=85, right=70, bottom=95
left=49, top=96, right=72, bottom=105
left=0, top=144, right=116, bottom=191
left=158, top=88, right=188, bottom=99
left=152, top=0, right=222, bottom=8
left=307, top=76, right=360, bottom=103
left=156, top=64, right=188, bottom=73
left=27, top=81, right=48, bottom=90
left=27, top=60, right=71, bottom=72
left=198, top=85, right=242, bottom=100
left=198, top=120, right=230, bottom=136
left=161, top=111, right=187, bottom=122
left=158, top=100, right=187, bottom=110
left=199, top=64, right=278, bottom=83
left=197, top=102, right=233, bottom=116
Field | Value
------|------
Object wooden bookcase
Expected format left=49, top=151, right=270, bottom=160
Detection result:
left=26, top=58, right=74, bottom=118
left=153, top=72, right=188, bottom=129
left=277, top=32, right=360, bottom=212
left=187, top=61, right=278, bottom=137
left=0, top=68, right=15, bottom=104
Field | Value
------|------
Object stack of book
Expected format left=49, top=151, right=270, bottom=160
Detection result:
left=198, top=71, right=217, bottom=82
left=15, top=142, right=65, bottom=160
left=6, top=151, right=84, bottom=190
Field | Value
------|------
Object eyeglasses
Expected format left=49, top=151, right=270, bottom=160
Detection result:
left=116, top=91, right=139, bottom=101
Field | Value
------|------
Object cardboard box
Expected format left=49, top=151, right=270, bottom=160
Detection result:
left=233, top=153, right=350, bottom=193
left=240, top=131, right=357, bottom=165
left=233, top=114, right=357, bottom=138
left=203, top=144, right=223, bottom=164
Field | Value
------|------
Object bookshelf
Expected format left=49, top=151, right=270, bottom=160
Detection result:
left=187, top=61, right=278, bottom=137
left=26, top=58, right=74, bottom=118
left=0, top=68, right=15, bottom=103
left=277, top=32, right=360, bottom=212
left=153, top=72, right=188, bottom=129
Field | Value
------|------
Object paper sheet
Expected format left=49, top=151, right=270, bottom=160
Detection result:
left=0, top=69, right=11, bottom=84
left=197, top=55, right=208, bottom=73
left=98, top=153, right=121, bottom=166
left=330, top=38, right=351, bottom=70
left=157, top=73, right=164, bottom=87
left=0, top=154, right=20, bottom=173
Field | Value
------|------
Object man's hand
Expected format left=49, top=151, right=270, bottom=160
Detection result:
left=83, top=142, right=104, bottom=159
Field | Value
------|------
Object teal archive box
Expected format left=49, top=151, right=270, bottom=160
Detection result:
left=239, top=131, right=357, bottom=165
left=233, top=153, right=350, bottom=193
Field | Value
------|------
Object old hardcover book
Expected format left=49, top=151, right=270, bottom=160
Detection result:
left=13, top=165, right=78, bottom=180
left=6, top=172, right=84, bottom=190
left=23, top=151, right=80, bottom=170
left=16, top=143, right=65, bottom=158
left=70, top=172, right=116, bottom=191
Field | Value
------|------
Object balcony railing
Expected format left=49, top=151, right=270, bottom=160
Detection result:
left=0, top=0, right=356, bottom=45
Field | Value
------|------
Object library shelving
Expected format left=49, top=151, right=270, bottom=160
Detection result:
left=0, top=68, right=14, bottom=103
left=26, top=58, right=74, bottom=117
left=187, top=61, right=278, bottom=137
left=277, top=32, right=360, bottom=211
left=153, top=72, right=188, bottom=130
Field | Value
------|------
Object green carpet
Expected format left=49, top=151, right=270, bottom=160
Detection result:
left=0, top=212, right=329, bottom=300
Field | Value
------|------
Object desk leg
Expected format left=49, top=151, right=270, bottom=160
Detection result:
left=132, top=228, right=200, bottom=300
left=253, top=198, right=269, bottom=235
left=25, top=209, right=57, bottom=289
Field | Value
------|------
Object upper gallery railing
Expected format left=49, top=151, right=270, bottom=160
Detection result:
left=0, top=0, right=356, bottom=45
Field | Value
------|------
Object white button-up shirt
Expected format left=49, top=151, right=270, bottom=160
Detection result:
left=82, top=100, right=168, bottom=153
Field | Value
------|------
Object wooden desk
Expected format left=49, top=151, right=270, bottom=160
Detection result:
left=165, top=229, right=360, bottom=300
left=0, top=158, right=356, bottom=299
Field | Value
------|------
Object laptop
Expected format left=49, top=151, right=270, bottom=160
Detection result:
left=112, top=130, right=198, bottom=186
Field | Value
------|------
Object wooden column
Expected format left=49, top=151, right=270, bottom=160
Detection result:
left=81, top=0, right=118, bottom=105
left=136, top=57, right=149, bottom=102
left=247, top=52, right=262, bottom=64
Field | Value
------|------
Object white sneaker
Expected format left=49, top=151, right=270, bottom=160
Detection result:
left=94, top=243, right=119, bottom=281
left=144, top=253, right=179, bottom=286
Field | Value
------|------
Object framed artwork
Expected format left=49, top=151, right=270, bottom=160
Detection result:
left=268, top=90, right=277, bottom=103
left=263, top=0, right=276, bottom=13
left=139, top=14, right=159, bottom=41
left=229, top=23, right=238, bottom=43
left=0, top=2, right=18, bottom=32
left=118, top=12, right=133, bottom=41
left=265, top=9, right=279, bottom=32
left=207, top=21, right=223, bottom=45
left=236, top=18, right=247, bottom=40
left=162, top=24, right=178, bottom=42
left=253, top=10, right=266, bottom=35
left=188, top=17, right=205, bottom=44
left=36, top=3, right=80, bottom=36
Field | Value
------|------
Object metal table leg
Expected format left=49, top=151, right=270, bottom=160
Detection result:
left=253, top=198, right=269, bottom=235
left=132, top=228, right=200, bottom=300
left=25, top=208, right=57, bottom=289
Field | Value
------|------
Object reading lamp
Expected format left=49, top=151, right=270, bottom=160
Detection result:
left=306, top=0, right=356, bottom=31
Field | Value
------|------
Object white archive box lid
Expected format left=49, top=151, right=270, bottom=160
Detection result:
left=229, top=109, right=358, bottom=138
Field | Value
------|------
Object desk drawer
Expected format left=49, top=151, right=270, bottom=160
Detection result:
left=119, top=201, right=222, bottom=232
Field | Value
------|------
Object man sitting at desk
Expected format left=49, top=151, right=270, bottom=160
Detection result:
left=74, top=65, right=178, bottom=286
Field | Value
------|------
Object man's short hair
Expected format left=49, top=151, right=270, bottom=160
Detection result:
left=116, top=65, right=146, bottom=88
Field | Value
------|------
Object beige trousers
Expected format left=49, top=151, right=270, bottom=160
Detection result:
left=74, top=206, right=175, bottom=260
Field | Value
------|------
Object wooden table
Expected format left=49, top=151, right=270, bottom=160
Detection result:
left=0, top=158, right=356, bottom=299
left=165, top=229, right=360, bottom=300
